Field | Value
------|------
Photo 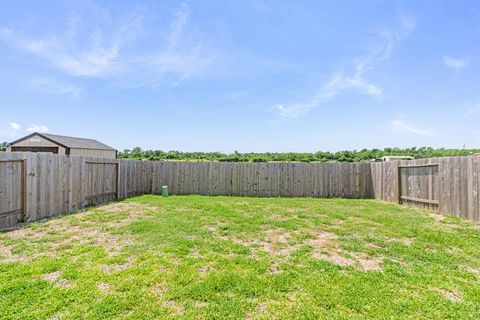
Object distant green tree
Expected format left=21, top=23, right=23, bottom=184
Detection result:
left=117, top=147, right=480, bottom=162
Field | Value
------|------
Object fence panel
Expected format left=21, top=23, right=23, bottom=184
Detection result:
left=85, top=161, right=118, bottom=205
left=370, top=156, right=480, bottom=221
left=398, top=163, right=439, bottom=210
left=150, top=161, right=373, bottom=198
left=0, top=154, right=25, bottom=227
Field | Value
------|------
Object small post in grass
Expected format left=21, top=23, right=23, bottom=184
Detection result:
left=162, top=185, right=169, bottom=197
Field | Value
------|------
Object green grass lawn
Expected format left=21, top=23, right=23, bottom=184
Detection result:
left=1, top=195, right=480, bottom=319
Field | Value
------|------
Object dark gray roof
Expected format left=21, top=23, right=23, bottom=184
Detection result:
left=40, top=133, right=116, bottom=151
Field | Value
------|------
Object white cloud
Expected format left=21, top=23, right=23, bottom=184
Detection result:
left=31, top=78, right=82, bottom=97
left=389, top=119, right=433, bottom=136
left=0, top=122, right=22, bottom=140
left=2, top=25, right=127, bottom=77
left=0, top=2, right=217, bottom=86
left=9, top=122, right=20, bottom=130
left=276, top=15, right=414, bottom=118
left=120, top=2, right=217, bottom=87
left=276, top=73, right=382, bottom=118
left=27, top=124, right=49, bottom=133
left=443, top=55, right=469, bottom=70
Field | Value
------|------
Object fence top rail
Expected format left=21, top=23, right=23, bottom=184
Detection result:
left=85, top=161, right=119, bottom=165
left=0, top=159, right=25, bottom=163
left=398, top=163, right=439, bottom=168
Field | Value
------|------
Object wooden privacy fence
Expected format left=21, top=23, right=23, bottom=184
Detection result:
left=0, top=153, right=153, bottom=228
left=0, top=152, right=479, bottom=228
left=85, top=161, right=119, bottom=205
left=0, top=158, right=26, bottom=227
left=150, top=161, right=373, bottom=198
left=371, top=156, right=480, bottom=221
left=398, top=163, right=439, bottom=209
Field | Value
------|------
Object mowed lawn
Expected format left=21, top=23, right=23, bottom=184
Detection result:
left=1, top=196, right=480, bottom=319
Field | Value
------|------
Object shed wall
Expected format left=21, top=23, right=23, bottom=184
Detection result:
left=69, top=148, right=116, bottom=159
left=8, top=134, right=66, bottom=154
left=11, top=134, right=59, bottom=148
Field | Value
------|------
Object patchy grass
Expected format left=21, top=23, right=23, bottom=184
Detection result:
left=1, top=195, right=480, bottom=319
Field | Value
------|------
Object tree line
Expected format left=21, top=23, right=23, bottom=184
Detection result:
left=118, top=147, right=480, bottom=163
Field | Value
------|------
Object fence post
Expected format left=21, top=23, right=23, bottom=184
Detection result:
left=21, top=158, right=27, bottom=222
left=397, top=164, right=402, bottom=204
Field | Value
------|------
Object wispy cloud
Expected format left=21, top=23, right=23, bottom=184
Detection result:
left=0, top=2, right=217, bottom=87
left=0, top=13, right=136, bottom=77
left=0, top=122, right=23, bottom=140
left=443, top=55, right=469, bottom=70
left=27, top=124, right=49, bottom=133
left=9, top=122, right=21, bottom=130
left=275, top=15, right=415, bottom=118
left=30, top=78, right=82, bottom=97
left=276, top=73, right=382, bottom=118
left=389, top=119, right=433, bottom=136
left=121, top=3, right=217, bottom=87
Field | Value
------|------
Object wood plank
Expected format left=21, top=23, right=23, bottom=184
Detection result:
left=400, top=196, right=439, bottom=205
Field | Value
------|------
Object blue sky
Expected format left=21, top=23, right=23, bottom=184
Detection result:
left=0, top=0, right=479, bottom=152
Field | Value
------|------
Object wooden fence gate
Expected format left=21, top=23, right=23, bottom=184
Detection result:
left=0, top=159, right=26, bottom=226
left=85, top=161, right=119, bottom=205
left=398, top=163, right=439, bottom=210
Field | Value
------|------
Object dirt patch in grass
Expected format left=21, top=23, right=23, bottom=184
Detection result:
left=356, top=253, right=383, bottom=271
left=397, top=237, right=415, bottom=246
left=0, top=244, right=29, bottom=263
left=189, top=249, right=203, bottom=259
left=206, top=224, right=384, bottom=272
left=285, top=208, right=305, bottom=213
left=41, top=271, right=74, bottom=288
left=100, top=257, right=135, bottom=274
left=307, top=238, right=344, bottom=264
left=265, top=229, right=290, bottom=244
left=0, top=203, right=144, bottom=263
left=461, top=265, right=480, bottom=278
left=205, top=225, right=301, bottom=273
left=100, top=202, right=155, bottom=214
left=249, top=229, right=301, bottom=262
left=152, top=281, right=168, bottom=297
left=193, top=301, right=208, bottom=309
left=198, top=265, right=214, bottom=274
left=306, top=232, right=336, bottom=249
left=97, top=282, right=112, bottom=293
left=246, top=301, right=269, bottom=320
left=57, top=278, right=75, bottom=289
left=161, top=300, right=184, bottom=316
left=366, top=242, right=383, bottom=249
left=436, top=288, right=464, bottom=303
left=307, top=231, right=384, bottom=271
left=42, top=271, right=61, bottom=282
left=100, top=202, right=156, bottom=227
left=373, top=235, right=415, bottom=247
left=430, top=213, right=446, bottom=222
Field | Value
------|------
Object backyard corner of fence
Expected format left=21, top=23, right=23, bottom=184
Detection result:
left=0, top=152, right=479, bottom=229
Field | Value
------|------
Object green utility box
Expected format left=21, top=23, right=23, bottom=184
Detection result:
left=162, top=186, right=169, bottom=197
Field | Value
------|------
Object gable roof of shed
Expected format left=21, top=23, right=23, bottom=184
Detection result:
left=10, top=132, right=116, bottom=151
